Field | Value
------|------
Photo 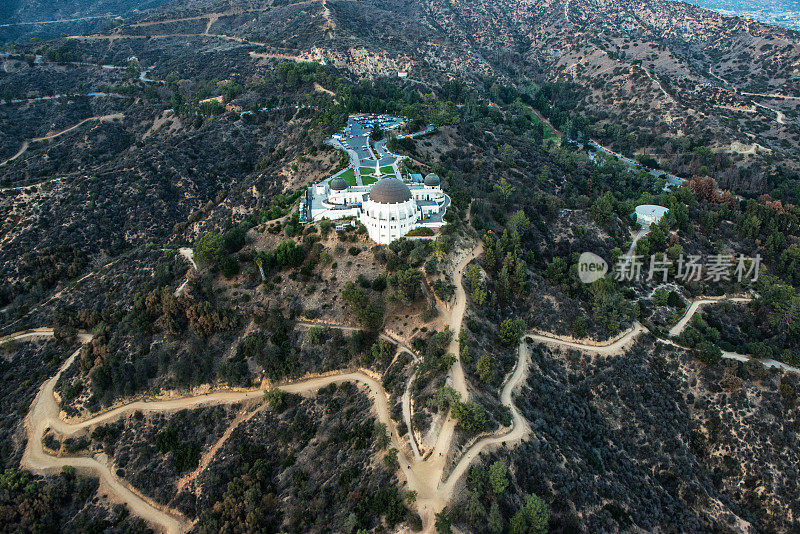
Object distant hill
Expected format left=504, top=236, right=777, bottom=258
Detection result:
left=0, top=0, right=172, bottom=43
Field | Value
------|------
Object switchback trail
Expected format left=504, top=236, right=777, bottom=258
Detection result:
left=15, top=259, right=782, bottom=533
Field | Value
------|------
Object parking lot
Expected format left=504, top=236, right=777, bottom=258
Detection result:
left=339, top=114, right=406, bottom=165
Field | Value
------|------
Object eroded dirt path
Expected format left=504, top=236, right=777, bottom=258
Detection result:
left=0, top=141, right=29, bottom=167
left=21, top=335, right=188, bottom=534
left=0, top=113, right=123, bottom=168
left=529, top=322, right=647, bottom=355
left=668, top=296, right=753, bottom=338
left=15, top=251, right=780, bottom=534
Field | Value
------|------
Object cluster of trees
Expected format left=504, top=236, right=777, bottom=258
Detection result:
left=483, top=224, right=529, bottom=304
left=430, top=386, right=487, bottom=433
left=342, top=282, right=385, bottom=331
left=195, top=224, right=251, bottom=278
left=412, top=329, right=455, bottom=387
left=194, top=383, right=413, bottom=532
left=498, top=318, right=526, bottom=347
left=232, top=317, right=297, bottom=382
left=155, top=425, right=201, bottom=473
left=0, top=468, right=147, bottom=532
left=387, top=268, right=424, bottom=304
left=451, top=460, right=550, bottom=534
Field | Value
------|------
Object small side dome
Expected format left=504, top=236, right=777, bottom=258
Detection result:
left=330, top=177, right=347, bottom=190
left=424, top=173, right=440, bottom=186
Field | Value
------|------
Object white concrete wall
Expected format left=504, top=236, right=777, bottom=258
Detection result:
left=360, top=198, right=419, bottom=244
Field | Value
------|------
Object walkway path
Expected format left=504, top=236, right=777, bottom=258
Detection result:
left=439, top=341, right=531, bottom=499
left=0, top=113, right=123, bottom=167
left=174, top=248, right=197, bottom=297
left=14, top=250, right=788, bottom=533
left=21, top=334, right=188, bottom=534
left=752, top=101, right=786, bottom=125
left=668, top=296, right=752, bottom=337
left=528, top=322, right=647, bottom=355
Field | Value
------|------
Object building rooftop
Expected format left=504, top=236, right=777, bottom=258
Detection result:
left=424, top=173, right=441, bottom=186
left=369, top=177, right=413, bottom=204
left=330, top=177, right=347, bottom=190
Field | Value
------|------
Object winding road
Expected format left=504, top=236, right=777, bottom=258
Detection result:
left=668, top=296, right=752, bottom=338
left=13, top=245, right=794, bottom=533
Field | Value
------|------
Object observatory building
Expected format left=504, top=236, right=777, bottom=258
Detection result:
left=300, top=173, right=449, bottom=244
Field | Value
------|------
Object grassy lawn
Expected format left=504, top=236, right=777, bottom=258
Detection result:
left=359, top=167, right=375, bottom=175
left=362, top=176, right=378, bottom=185
left=379, top=165, right=395, bottom=174
left=523, top=104, right=558, bottom=143
left=340, top=168, right=357, bottom=186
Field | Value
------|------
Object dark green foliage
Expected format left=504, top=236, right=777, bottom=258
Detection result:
left=510, top=493, right=550, bottom=534
left=488, top=461, right=509, bottom=495
left=388, top=268, right=424, bottom=304
left=235, top=318, right=296, bottom=380
left=433, top=279, right=456, bottom=301
left=342, top=282, right=384, bottom=331
left=0, top=468, right=148, bottom=533
left=693, top=341, right=722, bottom=366
left=218, top=256, right=240, bottom=278
left=274, top=240, right=306, bottom=269
left=195, top=232, right=225, bottom=267
left=499, top=318, right=526, bottom=347
left=155, top=426, right=201, bottom=473
left=223, top=225, right=248, bottom=254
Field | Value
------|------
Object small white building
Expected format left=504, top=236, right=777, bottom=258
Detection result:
left=635, top=205, right=669, bottom=228
left=301, top=174, right=449, bottom=244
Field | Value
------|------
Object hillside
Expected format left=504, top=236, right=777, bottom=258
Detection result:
left=1, top=0, right=799, bottom=533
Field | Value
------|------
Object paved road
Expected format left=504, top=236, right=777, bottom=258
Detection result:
left=588, top=140, right=684, bottom=190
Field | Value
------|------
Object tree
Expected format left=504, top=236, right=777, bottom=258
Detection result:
left=466, top=264, right=487, bottom=306
left=544, top=257, right=568, bottom=286
left=510, top=493, right=550, bottom=534
left=435, top=511, right=452, bottom=534
left=488, top=461, right=509, bottom=495
left=499, top=318, right=526, bottom=347
left=195, top=232, right=225, bottom=267
left=384, top=448, right=400, bottom=470
left=342, top=282, right=384, bottom=331
left=223, top=225, right=247, bottom=253
left=572, top=317, right=587, bottom=338
left=371, top=123, right=384, bottom=141
left=493, top=177, right=515, bottom=203
left=476, top=353, right=494, bottom=383
left=507, top=209, right=530, bottom=234
left=487, top=501, right=503, bottom=534
left=274, top=239, right=305, bottom=269
left=219, top=256, right=240, bottom=278
left=653, top=288, right=669, bottom=306
left=452, top=401, right=487, bottom=432
left=512, top=259, right=528, bottom=295
left=694, top=341, right=722, bottom=365
left=388, top=268, right=424, bottom=304
left=591, top=191, right=616, bottom=225
left=463, top=489, right=486, bottom=524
